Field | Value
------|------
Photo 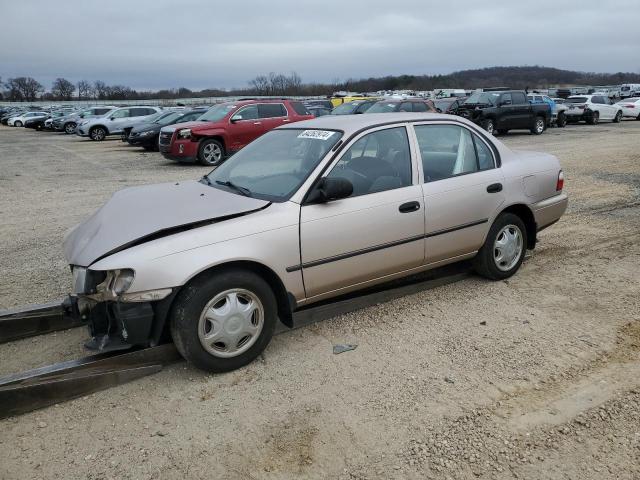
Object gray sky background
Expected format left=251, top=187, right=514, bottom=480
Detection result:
left=1, top=0, right=639, bottom=90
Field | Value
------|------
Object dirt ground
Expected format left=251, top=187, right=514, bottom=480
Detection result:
left=0, top=121, right=639, bottom=480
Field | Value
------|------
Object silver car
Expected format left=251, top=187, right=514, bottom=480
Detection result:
left=63, top=113, right=568, bottom=372
left=76, top=106, right=162, bottom=141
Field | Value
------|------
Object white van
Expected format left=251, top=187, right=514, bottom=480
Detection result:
left=620, top=84, right=640, bottom=98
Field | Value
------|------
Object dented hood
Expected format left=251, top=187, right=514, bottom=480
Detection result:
left=64, top=180, right=269, bottom=267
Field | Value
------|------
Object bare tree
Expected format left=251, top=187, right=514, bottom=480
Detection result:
left=51, top=77, right=76, bottom=100
left=6, top=77, right=44, bottom=101
left=77, top=80, right=91, bottom=100
left=249, top=75, right=270, bottom=95
left=93, top=80, right=108, bottom=99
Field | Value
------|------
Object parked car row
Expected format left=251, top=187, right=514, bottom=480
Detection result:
left=2, top=89, right=638, bottom=169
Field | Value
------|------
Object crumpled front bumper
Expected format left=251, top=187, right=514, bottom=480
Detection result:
left=69, top=280, right=177, bottom=353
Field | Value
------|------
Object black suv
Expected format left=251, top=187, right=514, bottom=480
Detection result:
left=457, top=90, right=550, bottom=135
left=127, top=108, right=207, bottom=150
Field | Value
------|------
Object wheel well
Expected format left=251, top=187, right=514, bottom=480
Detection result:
left=500, top=204, right=536, bottom=249
left=201, top=135, right=226, bottom=153
left=90, top=124, right=108, bottom=133
left=183, top=261, right=293, bottom=328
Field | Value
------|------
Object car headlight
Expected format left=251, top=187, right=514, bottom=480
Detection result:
left=97, top=269, right=135, bottom=295
left=177, top=128, right=191, bottom=139
left=138, top=130, right=154, bottom=136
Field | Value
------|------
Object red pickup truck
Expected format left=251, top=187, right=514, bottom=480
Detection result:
left=159, top=99, right=313, bottom=165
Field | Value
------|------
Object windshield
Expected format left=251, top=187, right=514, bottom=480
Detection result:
left=205, top=129, right=342, bottom=201
left=367, top=102, right=399, bottom=113
left=198, top=103, right=237, bottom=122
left=154, top=112, right=182, bottom=125
left=621, top=86, right=631, bottom=91
left=434, top=100, right=455, bottom=111
left=566, top=97, right=588, bottom=103
left=331, top=102, right=358, bottom=115
left=464, top=92, right=499, bottom=105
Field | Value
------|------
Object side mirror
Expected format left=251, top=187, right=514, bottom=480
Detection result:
left=230, top=115, right=243, bottom=123
left=109, top=117, right=115, bottom=121
left=308, top=177, right=353, bottom=203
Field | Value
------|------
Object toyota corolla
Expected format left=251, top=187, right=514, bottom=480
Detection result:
left=63, top=113, right=568, bottom=372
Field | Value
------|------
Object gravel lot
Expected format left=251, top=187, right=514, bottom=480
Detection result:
left=1, top=122, right=639, bottom=480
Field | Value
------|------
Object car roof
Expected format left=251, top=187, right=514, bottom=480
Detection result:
left=277, top=112, right=471, bottom=136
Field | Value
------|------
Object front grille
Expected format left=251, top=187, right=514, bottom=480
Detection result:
left=159, top=132, right=172, bottom=146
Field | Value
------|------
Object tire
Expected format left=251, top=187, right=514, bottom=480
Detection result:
left=556, top=112, right=567, bottom=128
left=89, top=126, right=107, bottom=141
left=481, top=119, right=495, bottom=135
left=473, top=213, right=527, bottom=281
left=197, top=138, right=225, bottom=166
left=587, top=111, right=599, bottom=125
left=170, top=268, right=277, bottom=373
left=497, top=129, right=509, bottom=135
left=14, top=121, right=23, bottom=127
left=636, top=114, right=640, bottom=121
left=143, top=145, right=156, bottom=151
left=530, top=116, right=545, bottom=135
left=613, top=111, right=622, bottom=123
left=64, top=122, right=77, bottom=134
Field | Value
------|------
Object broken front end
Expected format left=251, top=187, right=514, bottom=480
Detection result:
left=70, top=267, right=176, bottom=352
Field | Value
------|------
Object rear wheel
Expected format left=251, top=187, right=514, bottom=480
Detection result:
left=90, top=126, right=107, bottom=141
left=473, top=213, right=527, bottom=280
left=530, top=116, right=545, bottom=135
left=170, top=269, right=277, bottom=372
left=587, top=111, right=599, bottom=125
left=481, top=119, right=495, bottom=135
left=197, top=138, right=225, bottom=166
left=64, top=122, right=77, bottom=134
left=556, top=112, right=567, bottom=128
left=613, top=111, right=622, bottom=123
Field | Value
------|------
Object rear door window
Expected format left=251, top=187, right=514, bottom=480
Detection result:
left=415, top=124, right=483, bottom=182
left=500, top=93, right=513, bottom=105
left=511, top=92, right=527, bottom=104
left=258, top=103, right=287, bottom=118
left=290, top=101, right=310, bottom=115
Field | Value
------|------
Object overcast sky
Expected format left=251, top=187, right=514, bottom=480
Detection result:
left=1, top=0, right=639, bottom=91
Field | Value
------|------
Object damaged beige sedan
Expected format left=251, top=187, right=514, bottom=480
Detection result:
left=63, top=113, right=568, bottom=372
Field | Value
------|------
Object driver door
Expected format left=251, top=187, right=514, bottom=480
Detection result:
left=300, top=126, right=424, bottom=299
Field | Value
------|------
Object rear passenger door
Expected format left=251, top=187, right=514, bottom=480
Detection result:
left=414, top=123, right=505, bottom=264
left=300, top=126, right=424, bottom=298
left=511, top=92, right=533, bottom=128
left=258, top=103, right=289, bottom=131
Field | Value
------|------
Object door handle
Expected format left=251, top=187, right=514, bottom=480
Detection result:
left=487, top=183, right=503, bottom=193
left=282, top=119, right=290, bottom=122
left=253, top=122, right=262, bottom=125
left=399, top=201, right=421, bottom=213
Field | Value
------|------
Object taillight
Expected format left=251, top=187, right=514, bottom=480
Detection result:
left=556, top=170, right=564, bottom=191
left=624, top=104, right=635, bottom=108
left=578, top=104, right=586, bottom=109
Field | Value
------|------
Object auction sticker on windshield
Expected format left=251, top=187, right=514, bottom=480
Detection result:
left=298, top=130, right=335, bottom=140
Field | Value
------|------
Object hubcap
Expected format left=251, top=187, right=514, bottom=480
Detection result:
left=486, top=122, right=494, bottom=134
left=536, top=119, right=544, bottom=132
left=203, top=143, right=222, bottom=163
left=93, top=129, right=104, bottom=140
left=493, top=224, right=523, bottom=272
left=198, top=289, right=264, bottom=358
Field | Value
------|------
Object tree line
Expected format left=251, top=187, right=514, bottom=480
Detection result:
left=2, top=67, right=640, bottom=102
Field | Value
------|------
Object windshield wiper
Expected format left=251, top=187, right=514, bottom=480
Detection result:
left=200, top=175, right=213, bottom=186
left=215, top=179, right=252, bottom=197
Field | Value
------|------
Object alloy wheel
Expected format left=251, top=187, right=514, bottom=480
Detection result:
left=203, top=142, right=223, bottom=163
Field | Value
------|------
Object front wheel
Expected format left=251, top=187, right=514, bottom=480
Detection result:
left=14, top=121, right=23, bottom=127
left=170, top=269, right=277, bottom=372
left=473, top=213, right=527, bottom=280
left=90, top=126, right=107, bottom=141
left=530, top=116, right=545, bottom=135
left=197, top=138, right=225, bottom=166
left=64, top=122, right=77, bottom=134
left=481, top=119, right=495, bottom=135
left=613, top=111, right=622, bottom=123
